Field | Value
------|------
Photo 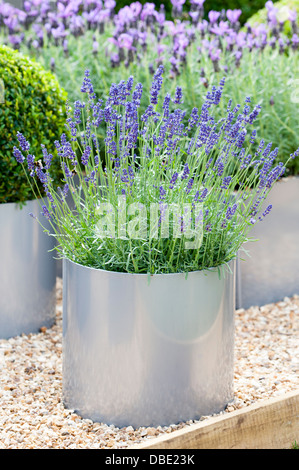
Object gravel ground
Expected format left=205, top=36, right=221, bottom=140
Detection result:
left=0, top=277, right=298, bottom=449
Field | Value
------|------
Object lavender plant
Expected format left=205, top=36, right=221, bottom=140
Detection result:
left=13, top=67, right=298, bottom=274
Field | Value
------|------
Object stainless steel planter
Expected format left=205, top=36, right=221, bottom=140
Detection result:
left=62, top=258, right=235, bottom=428
left=236, top=177, right=299, bottom=309
left=0, top=199, right=56, bottom=339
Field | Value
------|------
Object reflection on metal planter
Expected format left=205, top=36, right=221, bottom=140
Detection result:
left=236, top=177, right=299, bottom=309
left=0, top=199, right=56, bottom=339
left=62, top=258, right=235, bottom=428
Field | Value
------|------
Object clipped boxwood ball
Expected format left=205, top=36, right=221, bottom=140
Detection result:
left=0, top=44, right=67, bottom=204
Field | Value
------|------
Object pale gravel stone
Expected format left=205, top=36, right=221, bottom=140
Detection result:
left=0, top=277, right=298, bottom=449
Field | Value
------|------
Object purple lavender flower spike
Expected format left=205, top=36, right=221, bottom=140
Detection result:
left=26, top=154, right=35, bottom=175
left=289, top=9, right=297, bottom=22
left=41, top=144, right=53, bottom=170
left=41, top=205, right=52, bottom=220
left=181, top=163, right=190, bottom=180
left=291, top=34, right=299, bottom=50
left=171, top=0, right=185, bottom=18
left=50, top=57, right=55, bottom=72
left=62, top=162, right=73, bottom=178
left=81, top=146, right=91, bottom=166
left=169, top=172, right=179, bottom=189
left=198, top=187, right=208, bottom=202
left=132, top=82, right=143, bottom=107
left=150, top=65, right=164, bottom=105
left=121, top=168, right=129, bottom=183
left=81, top=70, right=96, bottom=100
left=35, top=166, right=50, bottom=187
left=118, top=33, right=135, bottom=50
left=259, top=204, right=272, bottom=221
left=226, top=203, right=237, bottom=220
left=226, top=9, right=242, bottom=24
left=13, top=147, right=25, bottom=164
left=185, top=178, right=194, bottom=194
left=159, top=185, right=167, bottom=200
left=105, top=0, right=116, bottom=10
left=221, top=176, right=232, bottom=190
left=110, top=53, right=120, bottom=68
left=16, top=132, right=30, bottom=152
left=210, top=20, right=230, bottom=36
left=190, top=0, right=205, bottom=7
left=208, top=11, right=220, bottom=24
left=189, top=11, right=200, bottom=25
left=173, top=86, right=183, bottom=104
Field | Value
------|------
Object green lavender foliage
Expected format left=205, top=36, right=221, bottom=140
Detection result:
left=0, top=45, right=67, bottom=204
left=13, top=69, right=295, bottom=274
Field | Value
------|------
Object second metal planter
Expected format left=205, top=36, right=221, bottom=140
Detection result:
left=236, top=176, right=299, bottom=309
left=62, top=258, right=236, bottom=428
left=0, top=199, right=56, bottom=339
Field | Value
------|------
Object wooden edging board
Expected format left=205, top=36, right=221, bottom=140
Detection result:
left=132, top=390, right=299, bottom=449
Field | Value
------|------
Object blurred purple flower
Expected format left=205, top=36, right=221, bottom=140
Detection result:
left=208, top=11, right=220, bottom=24
left=190, top=0, right=205, bottom=7
left=93, top=39, right=99, bottom=55
left=189, top=11, right=200, bottom=24
left=289, top=9, right=297, bottom=22
left=3, top=15, right=19, bottom=33
left=8, top=34, right=23, bottom=48
left=210, top=20, right=231, bottom=36
left=130, top=2, right=142, bottom=17
left=236, top=31, right=247, bottom=48
left=226, top=9, right=242, bottom=24
left=69, top=15, right=85, bottom=36
left=209, top=48, right=221, bottom=62
left=171, top=0, right=185, bottom=6
left=13, top=147, right=25, bottom=164
left=109, top=33, right=135, bottom=51
left=0, top=3, right=15, bottom=17
left=173, top=86, right=183, bottom=104
left=268, top=10, right=278, bottom=27
left=155, top=10, right=165, bottom=25
left=51, top=24, right=68, bottom=42
left=105, top=0, right=116, bottom=9
left=265, top=1, right=275, bottom=11
left=292, top=34, right=299, bottom=50
left=110, top=52, right=120, bottom=67
left=140, top=2, right=156, bottom=22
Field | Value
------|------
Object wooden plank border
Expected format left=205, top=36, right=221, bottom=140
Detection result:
left=132, top=390, right=299, bottom=449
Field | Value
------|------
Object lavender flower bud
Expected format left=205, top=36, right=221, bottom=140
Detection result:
left=173, top=86, right=183, bottom=104
left=13, top=147, right=25, bottom=164
left=169, top=171, right=178, bottom=189
left=16, top=132, right=30, bottom=152
left=81, top=146, right=91, bottom=165
left=41, top=205, right=52, bottom=220
left=150, top=65, right=164, bottom=105
left=181, top=163, right=190, bottom=180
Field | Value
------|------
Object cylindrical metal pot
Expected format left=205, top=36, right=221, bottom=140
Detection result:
left=0, top=199, right=56, bottom=339
left=63, top=258, right=236, bottom=428
left=236, top=176, right=299, bottom=309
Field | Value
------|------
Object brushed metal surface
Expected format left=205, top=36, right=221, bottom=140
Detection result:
left=0, top=199, right=56, bottom=339
left=62, top=258, right=235, bottom=428
left=237, top=177, right=299, bottom=309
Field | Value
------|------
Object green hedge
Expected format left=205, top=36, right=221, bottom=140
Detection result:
left=0, top=45, right=67, bottom=204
